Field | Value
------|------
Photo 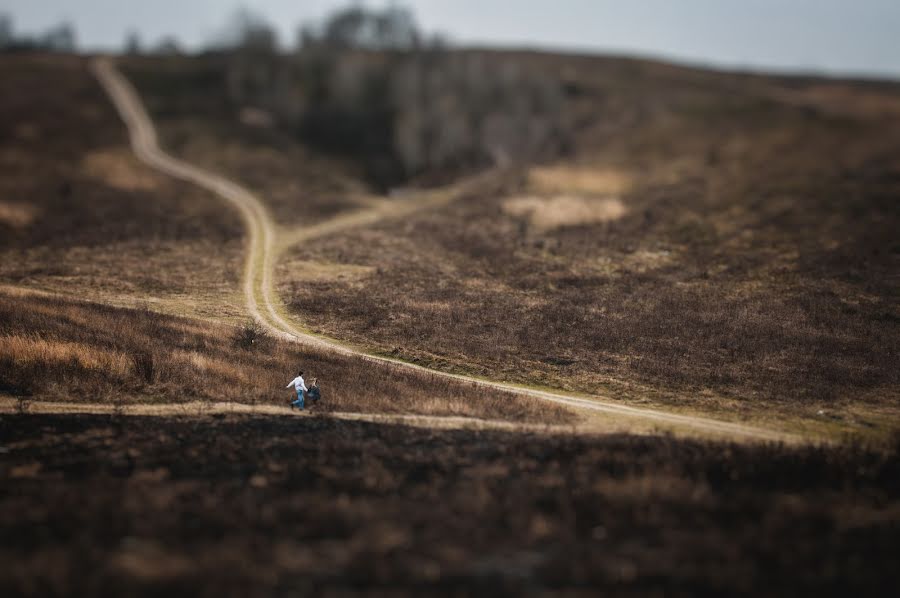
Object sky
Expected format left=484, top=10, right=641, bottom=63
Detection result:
left=3, top=0, right=900, bottom=79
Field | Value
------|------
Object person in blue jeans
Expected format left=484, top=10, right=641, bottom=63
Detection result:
left=286, top=370, right=308, bottom=410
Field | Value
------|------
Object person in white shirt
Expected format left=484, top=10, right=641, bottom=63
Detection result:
left=286, top=370, right=308, bottom=410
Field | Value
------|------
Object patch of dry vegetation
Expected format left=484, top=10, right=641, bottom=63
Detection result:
left=0, top=200, right=39, bottom=228
left=0, top=290, right=571, bottom=423
left=503, top=195, right=626, bottom=231
left=528, top=165, right=632, bottom=195
left=1, top=413, right=898, bottom=594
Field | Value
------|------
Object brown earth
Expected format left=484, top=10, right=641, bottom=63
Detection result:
left=1, top=412, right=898, bottom=596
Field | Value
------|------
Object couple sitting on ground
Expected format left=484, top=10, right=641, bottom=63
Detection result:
left=286, top=370, right=320, bottom=410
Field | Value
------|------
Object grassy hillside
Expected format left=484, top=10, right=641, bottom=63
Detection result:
left=0, top=48, right=897, bottom=596
left=0, top=54, right=570, bottom=424
left=117, top=51, right=898, bottom=431
left=3, top=51, right=897, bottom=434
left=280, top=55, right=900, bottom=416
left=0, top=55, right=246, bottom=321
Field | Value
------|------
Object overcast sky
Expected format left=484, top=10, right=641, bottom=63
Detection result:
left=4, top=0, right=900, bottom=78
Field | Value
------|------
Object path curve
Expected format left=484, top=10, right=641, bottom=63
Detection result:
left=91, top=57, right=794, bottom=443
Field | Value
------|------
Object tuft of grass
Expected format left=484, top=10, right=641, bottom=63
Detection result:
left=130, top=350, right=156, bottom=384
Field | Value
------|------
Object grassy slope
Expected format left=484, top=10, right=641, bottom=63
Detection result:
left=275, top=53, right=900, bottom=433
left=0, top=54, right=570, bottom=423
left=1, top=52, right=897, bottom=595
left=119, top=51, right=900, bottom=436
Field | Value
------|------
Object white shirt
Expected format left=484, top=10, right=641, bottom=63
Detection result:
left=286, top=376, right=308, bottom=392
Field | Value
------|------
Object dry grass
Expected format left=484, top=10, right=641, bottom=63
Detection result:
left=1, top=413, right=898, bottom=594
left=528, top=165, right=632, bottom=195
left=503, top=194, right=626, bottom=231
left=0, top=289, right=572, bottom=424
left=1, top=239, right=246, bottom=322
left=0, top=335, right=131, bottom=376
left=80, top=148, right=160, bottom=191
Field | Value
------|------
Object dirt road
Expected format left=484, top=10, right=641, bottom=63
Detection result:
left=91, top=57, right=794, bottom=443
left=0, top=397, right=572, bottom=433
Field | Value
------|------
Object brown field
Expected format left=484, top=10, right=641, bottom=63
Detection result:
left=265, top=53, right=900, bottom=430
left=2, top=413, right=898, bottom=595
left=0, top=288, right=569, bottom=423
left=3, top=52, right=895, bottom=435
left=0, top=40, right=898, bottom=596
left=109, top=51, right=900, bottom=435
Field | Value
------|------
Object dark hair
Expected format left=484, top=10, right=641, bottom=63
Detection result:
left=298, top=370, right=303, bottom=376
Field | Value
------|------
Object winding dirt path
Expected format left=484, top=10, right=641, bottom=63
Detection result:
left=91, top=57, right=795, bottom=443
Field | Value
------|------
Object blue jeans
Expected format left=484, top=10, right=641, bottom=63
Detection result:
left=291, top=389, right=305, bottom=409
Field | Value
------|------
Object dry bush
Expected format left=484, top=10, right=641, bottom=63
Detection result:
left=232, top=320, right=269, bottom=351
left=0, top=290, right=572, bottom=424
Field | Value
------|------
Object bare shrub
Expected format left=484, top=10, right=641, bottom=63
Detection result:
left=233, top=320, right=270, bottom=351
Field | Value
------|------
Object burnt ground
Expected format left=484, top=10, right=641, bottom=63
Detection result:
left=1, top=413, right=898, bottom=596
